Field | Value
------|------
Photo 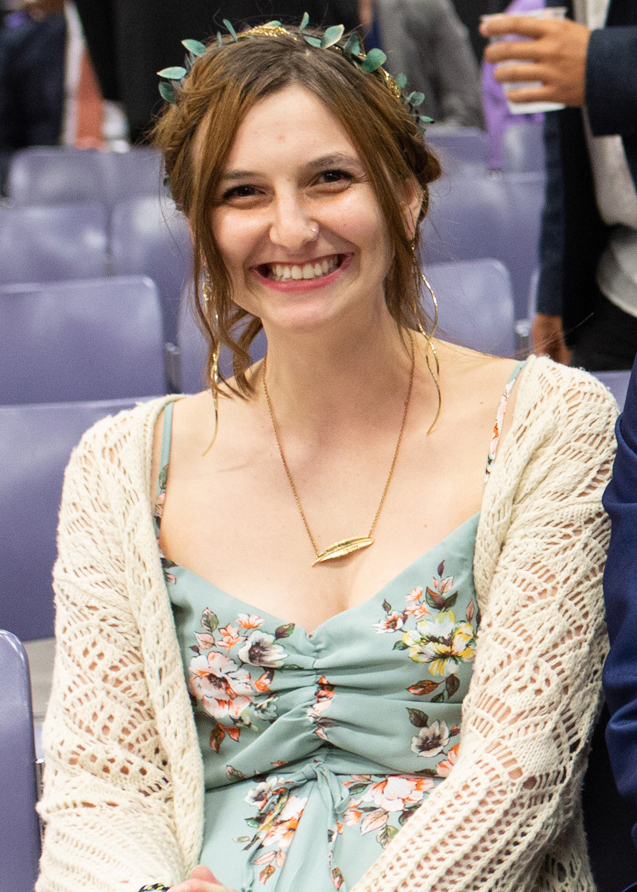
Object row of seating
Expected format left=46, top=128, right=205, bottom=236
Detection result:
left=0, top=258, right=519, bottom=407
left=3, top=123, right=544, bottom=212
left=1, top=169, right=544, bottom=348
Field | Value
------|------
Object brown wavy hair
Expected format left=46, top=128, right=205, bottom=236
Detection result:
left=152, top=25, right=442, bottom=395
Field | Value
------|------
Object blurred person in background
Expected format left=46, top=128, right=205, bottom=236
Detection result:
left=480, top=0, right=544, bottom=169
left=75, top=1, right=360, bottom=144
left=359, top=0, right=484, bottom=127
left=0, top=0, right=128, bottom=193
left=482, top=0, right=637, bottom=371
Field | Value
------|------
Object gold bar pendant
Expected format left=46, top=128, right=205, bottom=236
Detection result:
left=313, top=537, right=374, bottom=565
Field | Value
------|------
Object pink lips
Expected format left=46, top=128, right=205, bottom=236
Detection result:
left=252, top=254, right=352, bottom=292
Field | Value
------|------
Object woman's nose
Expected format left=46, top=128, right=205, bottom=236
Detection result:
left=269, top=196, right=319, bottom=252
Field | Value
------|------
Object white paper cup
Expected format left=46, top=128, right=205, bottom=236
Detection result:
left=482, top=7, right=568, bottom=114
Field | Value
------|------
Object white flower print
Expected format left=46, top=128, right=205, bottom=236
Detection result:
left=238, top=630, right=288, bottom=667
left=411, top=720, right=451, bottom=758
left=189, top=652, right=253, bottom=720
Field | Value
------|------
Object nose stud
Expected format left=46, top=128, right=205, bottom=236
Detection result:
left=308, top=223, right=319, bottom=239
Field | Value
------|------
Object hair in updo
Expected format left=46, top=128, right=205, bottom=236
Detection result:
left=152, top=25, right=441, bottom=395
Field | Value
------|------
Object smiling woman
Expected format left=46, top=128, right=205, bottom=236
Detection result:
left=36, top=18, right=618, bottom=892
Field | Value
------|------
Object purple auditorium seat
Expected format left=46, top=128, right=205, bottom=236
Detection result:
left=426, top=126, right=489, bottom=173
left=111, top=195, right=193, bottom=343
left=500, top=172, right=545, bottom=320
left=421, top=171, right=509, bottom=269
left=0, top=202, right=108, bottom=285
left=420, top=170, right=545, bottom=321
left=501, top=121, right=546, bottom=173
left=7, top=147, right=107, bottom=205
left=0, top=276, right=166, bottom=403
left=0, top=629, right=41, bottom=891
left=0, top=398, right=143, bottom=640
left=592, top=371, right=631, bottom=411
left=423, top=258, right=516, bottom=357
left=177, top=295, right=268, bottom=394
left=6, top=146, right=166, bottom=210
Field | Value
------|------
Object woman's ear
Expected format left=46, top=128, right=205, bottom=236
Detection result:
left=401, top=178, right=425, bottom=241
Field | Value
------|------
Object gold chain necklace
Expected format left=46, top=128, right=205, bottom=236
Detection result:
left=262, top=339, right=416, bottom=566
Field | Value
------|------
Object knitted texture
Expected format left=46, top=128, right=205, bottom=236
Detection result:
left=36, top=356, right=617, bottom=892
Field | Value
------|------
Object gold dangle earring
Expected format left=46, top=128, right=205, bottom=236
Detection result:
left=411, top=243, right=442, bottom=434
left=202, top=276, right=220, bottom=457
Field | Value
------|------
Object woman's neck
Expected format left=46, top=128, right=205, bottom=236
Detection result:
left=256, top=314, right=431, bottom=437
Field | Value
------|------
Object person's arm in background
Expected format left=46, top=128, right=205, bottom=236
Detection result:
left=603, top=358, right=637, bottom=846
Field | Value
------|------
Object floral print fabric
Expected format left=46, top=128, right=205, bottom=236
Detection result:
left=154, top=365, right=522, bottom=892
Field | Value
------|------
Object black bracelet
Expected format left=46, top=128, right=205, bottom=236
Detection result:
left=139, top=885, right=170, bottom=892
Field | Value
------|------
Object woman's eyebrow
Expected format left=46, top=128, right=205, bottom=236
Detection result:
left=220, top=153, right=363, bottom=182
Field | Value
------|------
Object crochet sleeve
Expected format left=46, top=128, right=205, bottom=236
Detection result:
left=351, top=365, right=617, bottom=892
left=36, top=419, right=187, bottom=892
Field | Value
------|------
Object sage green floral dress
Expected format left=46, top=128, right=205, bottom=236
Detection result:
left=154, top=363, right=523, bottom=892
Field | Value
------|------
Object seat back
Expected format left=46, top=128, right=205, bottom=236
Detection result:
left=0, top=202, right=108, bottom=286
left=592, top=370, right=631, bottom=411
left=424, top=258, right=516, bottom=357
left=427, top=126, right=489, bottom=171
left=0, top=276, right=166, bottom=404
left=0, top=399, right=142, bottom=640
left=420, top=170, right=545, bottom=321
left=0, top=630, right=41, bottom=891
left=111, top=196, right=192, bottom=343
left=177, top=297, right=267, bottom=394
left=501, top=121, right=546, bottom=173
left=6, top=146, right=165, bottom=209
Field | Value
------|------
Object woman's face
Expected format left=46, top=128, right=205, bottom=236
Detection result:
left=209, top=85, right=395, bottom=336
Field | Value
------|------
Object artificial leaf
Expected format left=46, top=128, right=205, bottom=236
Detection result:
left=182, top=39, right=206, bottom=56
left=321, top=24, right=345, bottom=47
left=223, top=19, right=238, bottom=40
left=217, top=31, right=223, bottom=47
left=157, top=66, right=187, bottom=80
left=343, top=33, right=361, bottom=56
left=158, top=82, right=176, bottom=103
left=419, top=114, right=434, bottom=124
left=302, top=34, right=322, bottom=47
left=300, top=12, right=310, bottom=30
left=361, top=48, right=387, bottom=72
left=395, top=72, right=408, bottom=90
left=407, top=707, right=429, bottom=728
left=407, top=91, right=425, bottom=107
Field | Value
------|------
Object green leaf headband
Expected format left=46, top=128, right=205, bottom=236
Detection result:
left=157, top=15, right=434, bottom=135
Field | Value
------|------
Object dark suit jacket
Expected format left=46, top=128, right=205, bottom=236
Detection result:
left=0, top=13, right=66, bottom=189
left=75, top=1, right=360, bottom=143
left=536, top=0, right=637, bottom=346
left=603, top=356, right=637, bottom=862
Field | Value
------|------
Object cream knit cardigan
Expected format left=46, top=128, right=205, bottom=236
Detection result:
left=37, top=356, right=617, bottom=892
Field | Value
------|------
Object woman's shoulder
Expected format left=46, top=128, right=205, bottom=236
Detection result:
left=67, top=395, right=181, bottom=483
left=514, top=355, right=620, bottom=431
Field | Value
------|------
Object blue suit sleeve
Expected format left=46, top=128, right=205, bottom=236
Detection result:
left=587, top=26, right=637, bottom=138
left=603, top=356, right=637, bottom=848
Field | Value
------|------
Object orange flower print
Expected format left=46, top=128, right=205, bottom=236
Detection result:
left=237, top=613, right=265, bottom=629
left=436, top=743, right=460, bottom=777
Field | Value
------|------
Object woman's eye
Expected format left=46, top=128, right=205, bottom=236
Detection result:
left=221, top=184, right=260, bottom=202
left=317, top=169, right=353, bottom=186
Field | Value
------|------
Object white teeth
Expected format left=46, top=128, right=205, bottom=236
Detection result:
left=267, top=256, right=339, bottom=282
